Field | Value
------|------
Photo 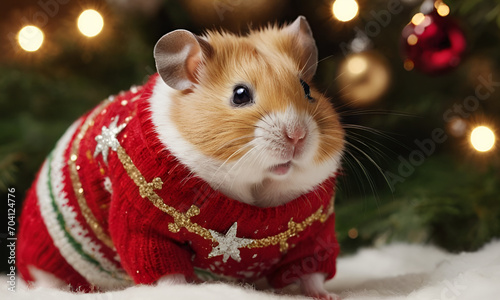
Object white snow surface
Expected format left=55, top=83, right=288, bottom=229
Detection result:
left=3, top=240, right=499, bottom=300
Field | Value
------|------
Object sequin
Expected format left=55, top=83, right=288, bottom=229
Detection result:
left=208, top=222, right=253, bottom=263
left=94, top=117, right=127, bottom=164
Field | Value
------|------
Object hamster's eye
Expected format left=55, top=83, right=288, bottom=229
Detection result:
left=232, top=85, right=253, bottom=107
left=300, top=79, right=314, bottom=102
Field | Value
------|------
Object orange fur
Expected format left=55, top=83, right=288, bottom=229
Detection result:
left=170, top=24, right=344, bottom=164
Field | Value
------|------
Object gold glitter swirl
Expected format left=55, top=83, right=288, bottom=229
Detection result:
left=139, top=177, right=163, bottom=198
left=247, top=203, right=332, bottom=252
left=116, top=147, right=213, bottom=239
left=68, top=101, right=115, bottom=249
left=116, top=145, right=335, bottom=254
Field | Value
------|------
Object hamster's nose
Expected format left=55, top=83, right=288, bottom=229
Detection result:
left=285, top=126, right=307, bottom=145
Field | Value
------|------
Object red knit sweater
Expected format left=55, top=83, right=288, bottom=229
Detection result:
left=17, top=74, right=339, bottom=291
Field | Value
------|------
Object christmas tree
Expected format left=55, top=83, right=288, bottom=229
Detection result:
left=1, top=0, right=499, bottom=274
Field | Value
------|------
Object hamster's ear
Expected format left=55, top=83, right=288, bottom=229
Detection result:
left=154, top=30, right=212, bottom=90
left=285, top=16, right=318, bottom=82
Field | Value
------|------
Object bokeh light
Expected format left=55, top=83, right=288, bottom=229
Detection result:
left=470, top=126, right=495, bottom=152
left=337, top=51, right=391, bottom=105
left=448, top=117, right=467, bottom=137
left=411, top=13, right=425, bottom=26
left=348, top=228, right=358, bottom=239
left=346, top=56, right=368, bottom=75
left=403, top=59, right=415, bottom=71
left=332, top=0, right=359, bottom=22
left=78, top=9, right=104, bottom=37
left=407, top=34, right=418, bottom=46
left=435, top=1, right=450, bottom=17
left=18, top=26, right=44, bottom=52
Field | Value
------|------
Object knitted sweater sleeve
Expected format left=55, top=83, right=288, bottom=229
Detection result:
left=266, top=214, right=339, bottom=289
left=108, top=192, right=194, bottom=284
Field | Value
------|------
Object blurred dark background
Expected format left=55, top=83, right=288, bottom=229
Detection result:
left=1, top=0, right=500, bottom=274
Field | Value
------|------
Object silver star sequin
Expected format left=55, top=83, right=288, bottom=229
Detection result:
left=208, top=222, right=253, bottom=263
left=94, top=117, right=126, bottom=164
left=103, top=177, right=113, bottom=194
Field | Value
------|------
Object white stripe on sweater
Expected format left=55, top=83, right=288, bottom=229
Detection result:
left=37, top=120, right=131, bottom=289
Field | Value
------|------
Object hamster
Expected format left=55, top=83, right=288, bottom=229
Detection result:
left=16, top=16, right=344, bottom=300
left=152, top=17, right=344, bottom=208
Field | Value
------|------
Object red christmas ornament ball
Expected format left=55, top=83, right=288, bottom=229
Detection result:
left=401, top=11, right=467, bottom=74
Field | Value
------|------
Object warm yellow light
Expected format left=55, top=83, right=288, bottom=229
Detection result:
left=346, top=55, right=368, bottom=75
left=437, top=3, right=450, bottom=17
left=18, top=26, right=44, bottom=52
left=348, top=228, right=358, bottom=239
left=403, top=59, right=414, bottom=71
left=78, top=9, right=104, bottom=37
left=471, top=126, right=495, bottom=152
left=332, top=0, right=359, bottom=22
left=411, top=13, right=425, bottom=26
left=407, top=34, right=418, bottom=46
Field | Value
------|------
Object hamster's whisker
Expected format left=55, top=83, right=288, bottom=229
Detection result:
left=345, top=131, right=398, bottom=159
left=344, top=139, right=389, bottom=183
left=320, top=134, right=385, bottom=199
left=224, top=120, right=256, bottom=127
left=305, top=114, right=316, bottom=133
left=335, top=80, right=356, bottom=95
left=229, top=146, right=266, bottom=191
left=322, top=133, right=384, bottom=173
left=228, top=145, right=261, bottom=178
left=343, top=124, right=410, bottom=151
left=337, top=150, right=367, bottom=197
left=306, top=97, right=322, bottom=124
left=341, top=146, right=381, bottom=202
left=319, top=137, right=345, bottom=148
left=320, top=64, right=351, bottom=96
left=213, top=134, right=256, bottom=152
left=213, top=144, right=258, bottom=189
left=339, top=109, right=418, bottom=118
left=313, top=114, right=339, bottom=124
left=342, top=148, right=384, bottom=203
left=323, top=71, right=351, bottom=95
left=329, top=100, right=359, bottom=113
left=346, top=138, right=393, bottom=199
left=317, top=142, right=342, bottom=164
left=300, top=54, right=334, bottom=80
left=210, top=143, right=255, bottom=187
left=214, top=144, right=253, bottom=173
left=180, top=168, right=197, bottom=186
left=217, top=146, right=260, bottom=192
left=254, top=110, right=273, bottom=127
left=235, top=146, right=272, bottom=206
left=255, top=126, right=283, bottom=142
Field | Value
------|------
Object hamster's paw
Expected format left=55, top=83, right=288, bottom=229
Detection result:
left=156, top=274, right=187, bottom=285
left=303, top=287, right=340, bottom=300
left=300, top=273, right=341, bottom=300
left=309, top=293, right=341, bottom=300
